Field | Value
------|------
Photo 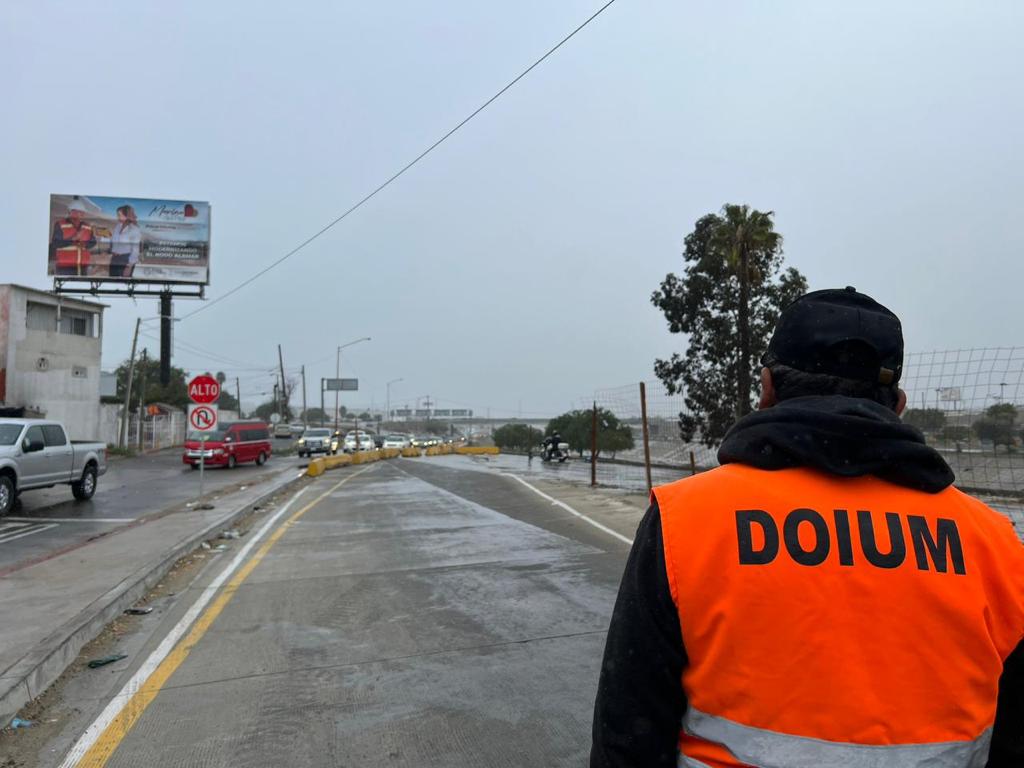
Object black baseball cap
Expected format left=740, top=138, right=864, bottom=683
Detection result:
left=761, top=287, right=903, bottom=385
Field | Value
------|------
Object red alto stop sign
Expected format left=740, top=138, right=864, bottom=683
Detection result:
left=188, top=375, right=220, bottom=404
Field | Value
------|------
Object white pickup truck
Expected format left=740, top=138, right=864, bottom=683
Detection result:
left=0, top=418, right=108, bottom=516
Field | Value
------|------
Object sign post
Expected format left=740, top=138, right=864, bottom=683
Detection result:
left=188, top=375, right=221, bottom=508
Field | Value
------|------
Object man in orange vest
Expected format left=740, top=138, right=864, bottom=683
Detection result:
left=591, top=287, right=1023, bottom=768
left=50, top=200, right=97, bottom=276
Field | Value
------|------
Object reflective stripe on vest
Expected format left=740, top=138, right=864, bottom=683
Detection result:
left=680, top=707, right=992, bottom=768
left=678, top=755, right=714, bottom=768
left=653, top=464, right=1024, bottom=767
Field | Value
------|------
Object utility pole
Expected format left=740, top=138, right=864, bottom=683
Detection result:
left=320, top=379, right=325, bottom=427
left=301, top=365, right=307, bottom=424
left=235, top=377, right=242, bottom=418
left=273, top=382, right=279, bottom=417
left=278, top=344, right=288, bottom=419
left=119, top=318, right=141, bottom=449
left=137, top=351, right=147, bottom=452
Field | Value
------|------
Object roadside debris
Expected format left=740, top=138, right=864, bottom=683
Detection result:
left=124, top=607, right=153, bottom=615
left=87, top=654, right=127, bottom=669
left=213, top=544, right=229, bottom=552
left=9, top=718, right=34, bottom=729
left=201, top=541, right=212, bottom=550
left=220, top=529, right=242, bottom=539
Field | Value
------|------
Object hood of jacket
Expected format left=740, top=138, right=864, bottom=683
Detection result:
left=717, top=395, right=955, bottom=493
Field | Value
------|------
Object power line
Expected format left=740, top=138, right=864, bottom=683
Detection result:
left=178, top=0, right=618, bottom=323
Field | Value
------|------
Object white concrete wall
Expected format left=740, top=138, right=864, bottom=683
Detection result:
left=98, top=402, right=123, bottom=446
left=1, top=286, right=104, bottom=440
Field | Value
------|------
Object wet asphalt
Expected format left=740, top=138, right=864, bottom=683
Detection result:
left=0, top=449, right=302, bottom=572
left=55, top=458, right=630, bottom=767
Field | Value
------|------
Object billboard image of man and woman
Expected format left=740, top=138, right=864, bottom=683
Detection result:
left=48, top=194, right=210, bottom=284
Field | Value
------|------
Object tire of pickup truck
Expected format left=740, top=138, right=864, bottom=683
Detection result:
left=0, top=475, right=14, bottom=517
left=256, top=451, right=267, bottom=466
left=72, top=464, right=97, bottom=501
left=227, top=455, right=237, bottom=469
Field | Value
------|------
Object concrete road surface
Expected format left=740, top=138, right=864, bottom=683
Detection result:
left=36, top=457, right=638, bottom=767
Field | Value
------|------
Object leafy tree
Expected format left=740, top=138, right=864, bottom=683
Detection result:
left=493, top=424, right=543, bottom=452
left=973, top=403, right=1018, bottom=453
left=652, top=204, right=807, bottom=447
left=253, top=400, right=277, bottom=421
left=942, top=425, right=971, bottom=443
left=902, top=408, right=946, bottom=432
left=116, top=349, right=188, bottom=409
left=546, top=408, right=633, bottom=458
left=357, top=412, right=372, bottom=421
left=302, top=407, right=329, bottom=424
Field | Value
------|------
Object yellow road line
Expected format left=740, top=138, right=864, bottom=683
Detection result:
left=74, top=468, right=371, bottom=767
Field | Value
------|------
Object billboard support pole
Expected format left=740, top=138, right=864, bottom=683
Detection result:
left=159, top=291, right=172, bottom=387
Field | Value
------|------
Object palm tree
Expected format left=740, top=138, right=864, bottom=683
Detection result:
left=711, top=205, right=782, bottom=418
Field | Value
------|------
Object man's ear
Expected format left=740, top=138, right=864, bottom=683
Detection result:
left=895, top=388, right=907, bottom=416
left=758, top=368, right=776, bottom=410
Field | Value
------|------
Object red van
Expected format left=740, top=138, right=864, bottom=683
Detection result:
left=183, top=421, right=272, bottom=469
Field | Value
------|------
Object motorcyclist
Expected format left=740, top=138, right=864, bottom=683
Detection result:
left=544, top=432, right=563, bottom=460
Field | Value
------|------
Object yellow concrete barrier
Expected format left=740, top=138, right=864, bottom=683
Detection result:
left=324, top=453, right=353, bottom=469
left=305, top=453, right=353, bottom=476
left=380, top=448, right=400, bottom=459
left=455, top=446, right=500, bottom=456
left=351, top=449, right=384, bottom=464
left=401, top=447, right=421, bottom=458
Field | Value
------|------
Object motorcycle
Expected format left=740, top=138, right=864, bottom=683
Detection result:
left=541, top=441, right=570, bottom=463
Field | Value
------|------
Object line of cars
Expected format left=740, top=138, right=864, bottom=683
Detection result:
left=293, top=429, right=460, bottom=457
left=181, top=422, right=466, bottom=468
left=297, top=429, right=413, bottom=457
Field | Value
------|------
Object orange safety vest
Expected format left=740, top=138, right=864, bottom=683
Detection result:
left=54, top=219, right=94, bottom=272
left=653, top=463, right=1024, bottom=768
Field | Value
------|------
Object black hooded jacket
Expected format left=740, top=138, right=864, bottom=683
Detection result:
left=591, top=396, right=1023, bottom=768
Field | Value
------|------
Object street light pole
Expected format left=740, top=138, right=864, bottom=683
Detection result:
left=386, top=378, right=403, bottom=430
left=334, top=336, right=372, bottom=432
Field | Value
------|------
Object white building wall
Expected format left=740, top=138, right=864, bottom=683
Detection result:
left=0, top=286, right=105, bottom=440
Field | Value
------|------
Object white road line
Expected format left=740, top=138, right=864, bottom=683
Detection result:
left=57, top=483, right=311, bottom=768
left=0, top=523, right=60, bottom=544
left=5, top=517, right=134, bottom=524
left=506, top=474, right=635, bottom=546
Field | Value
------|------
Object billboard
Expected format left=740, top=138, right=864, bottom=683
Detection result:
left=49, top=194, right=210, bottom=284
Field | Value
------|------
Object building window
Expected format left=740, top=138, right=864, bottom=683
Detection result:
left=25, top=302, right=94, bottom=336
left=26, top=302, right=57, bottom=332
left=58, top=311, right=92, bottom=336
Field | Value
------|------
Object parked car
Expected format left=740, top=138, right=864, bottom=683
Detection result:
left=383, top=434, right=410, bottom=449
left=183, top=421, right=272, bottom=470
left=0, top=419, right=108, bottom=516
left=344, top=431, right=375, bottom=452
left=273, top=422, right=293, bottom=439
left=289, top=423, right=306, bottom=437
left=297, top=427, right=333, bottom=457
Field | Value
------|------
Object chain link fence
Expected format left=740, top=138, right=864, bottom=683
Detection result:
left=901, top=348, right=1024, bottom=497
left=570, top=349, right=1024, bottom=509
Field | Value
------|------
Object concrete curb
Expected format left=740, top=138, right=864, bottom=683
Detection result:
left=0, top=469, right=305, bottom=725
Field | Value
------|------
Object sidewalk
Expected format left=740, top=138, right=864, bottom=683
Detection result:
left=0, top=464, right=304, bottom=724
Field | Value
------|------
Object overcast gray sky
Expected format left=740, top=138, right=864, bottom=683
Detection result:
left=3, top=1, right=1022, bottom=416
